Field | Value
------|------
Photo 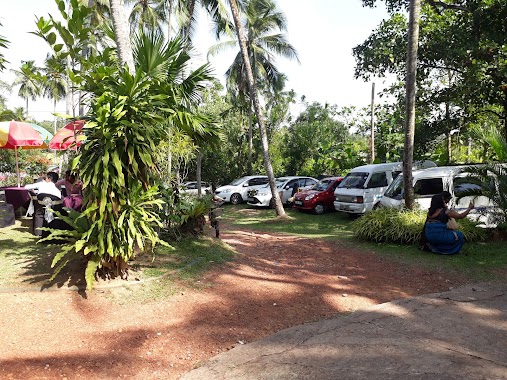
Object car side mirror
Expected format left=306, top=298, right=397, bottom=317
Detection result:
left=243, top=183, right=249, bottom=187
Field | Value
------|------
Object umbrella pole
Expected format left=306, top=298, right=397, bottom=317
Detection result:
left=15, top=147, right=20, bottom=187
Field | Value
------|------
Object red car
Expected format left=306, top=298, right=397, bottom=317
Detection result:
left=293, top=177, right=343, bottom=214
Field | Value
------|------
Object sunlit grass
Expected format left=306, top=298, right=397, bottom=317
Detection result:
left=223, top=205, right=354, bottom=239
left=222, top=204, right=507, bottom=281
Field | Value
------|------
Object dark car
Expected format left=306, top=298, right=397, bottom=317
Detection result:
left=293, top=177, right=343, bottom=214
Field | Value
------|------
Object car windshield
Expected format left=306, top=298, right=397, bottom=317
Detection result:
left=338, top=172, right=369, bottom=189
left=384, top=175, right=403, bottom=199
left=229, top=177, right=247, bottom=186
left=275, top=178, right=289, bottom=188
left=312, top=179, right=333, bottom=191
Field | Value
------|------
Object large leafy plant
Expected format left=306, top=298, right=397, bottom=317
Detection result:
left=352, top=208, right=487, bottom=244
left=36, top=1, right=217, bottom=289
left=457, top=125, right=507, bottom=227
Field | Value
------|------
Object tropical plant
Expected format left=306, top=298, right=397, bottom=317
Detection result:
left=11, top=60, right=42, bottom=116
left=126, top=0, right=166, bottom=34
left=41, top=55, right=67, bottom=133
left=37, top=0, right=217, bottom=289
left=209, top=0, right=298, bottom=174
left=352, top=207, right=487, bottom=244
left=0, top=22, right=9, bottom=71
left=457, top=125, right=507, bottom=227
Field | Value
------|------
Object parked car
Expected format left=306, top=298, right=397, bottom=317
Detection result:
left=247, top=176, right=318, bottom=208
left=180, top=181, right=212, bottom=195
left=293, top=176, right=343, bottom=214
left=380, top=165, right=499, bottom=226
left=333, top=160, right=436, bottom=217
left=214, top=175, right=269, bottom=204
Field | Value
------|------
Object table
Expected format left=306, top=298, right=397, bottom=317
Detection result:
left=2, top=186, right=32, bottom=212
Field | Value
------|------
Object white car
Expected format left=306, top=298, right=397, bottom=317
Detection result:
left=247, top=176, right=318, bottom=208
left=214, top=175, right=269, bottom=204
left=180, top=181, right=211, bottom=195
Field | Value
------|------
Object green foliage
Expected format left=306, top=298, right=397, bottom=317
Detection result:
left=35, top=2, right=216, bottom=289
left=352, top=208, right=488, bottom=244
left=355, top=1, right=507, bottom=153
left=283, top=101, right=359, bottom=176
left=0, top=22, right=9, bottom=71
left=157, top=186, right=213, bottom=239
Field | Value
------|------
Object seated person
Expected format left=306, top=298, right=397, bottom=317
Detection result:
left=24, top=172, right=63, bottom=237
left=422, top=191, right=474, bottom=255
left=25, top=171, right=62, bottom=199
left=56, top=170, right=83, bottom=211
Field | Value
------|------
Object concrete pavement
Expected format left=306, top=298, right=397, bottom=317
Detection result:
left=181, top=283, right=507, bottom=380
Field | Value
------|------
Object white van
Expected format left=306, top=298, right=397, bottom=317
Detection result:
left=333, top=160, right=436, bottom=216
left=214, top=175, right=269, bottom=204
left=380, top=165, right=497, bottom=225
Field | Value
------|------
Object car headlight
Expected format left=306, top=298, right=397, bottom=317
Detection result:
left=305, top=194, right=315, bottom=201
left=220, top=189, right=231, bottom=193
left=258, top=192, right=268, bottom=196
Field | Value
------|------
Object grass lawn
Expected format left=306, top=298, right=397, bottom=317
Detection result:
left=0, top=217, right=234, bottom=291
left=223, top=205, right=507, bottom=282
left=1, top=206, right=505, bottom=291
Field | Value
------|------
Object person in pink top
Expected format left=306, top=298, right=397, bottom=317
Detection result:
left=56, top=170, right=83, bottom=210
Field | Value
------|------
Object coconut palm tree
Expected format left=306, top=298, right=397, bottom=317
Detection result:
left=109, top=0, right=135, bottom=73
left=11, top=61, right=42, bottom=117
left=209, top=0, right=298, bottom=174
left=125, top=0, right=167, bottom=33
left=0, top=22, right=9, bottom=72
left=41, top=55, right=67, bottom=134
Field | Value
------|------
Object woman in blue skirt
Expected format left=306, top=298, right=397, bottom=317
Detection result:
left=423, top=191, right=474, bottom=255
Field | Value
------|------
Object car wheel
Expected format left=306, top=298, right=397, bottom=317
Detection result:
left=230, top=193, right=242, bottom=205
left=314, top=203, right=325, bottom=215
left=372, top=202, right=383, bottom=210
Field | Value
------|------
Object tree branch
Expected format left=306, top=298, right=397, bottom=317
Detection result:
left=425, top=0, right=470, bottom=12
left=470, top=109, right=504, bottom=119
left=419, top=63, right=464, bottom=74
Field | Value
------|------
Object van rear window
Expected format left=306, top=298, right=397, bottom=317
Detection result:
left=338, top=172, right=368, bottom=189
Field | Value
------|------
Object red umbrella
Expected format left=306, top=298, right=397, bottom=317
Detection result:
left=0, top=121, right=47, bottom=187
left=49, top=120, right=86, bottom=150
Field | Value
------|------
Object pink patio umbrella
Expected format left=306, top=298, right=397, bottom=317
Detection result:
left=49, top=120, right=86, bottom=150
left=0, top=121, right=49, bottom=187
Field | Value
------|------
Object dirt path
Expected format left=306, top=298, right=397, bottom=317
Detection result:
left=0, top=226, right=469, bottom=380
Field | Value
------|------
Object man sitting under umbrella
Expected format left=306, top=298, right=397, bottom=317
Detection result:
left=24, top=172, right=61, bottom=198
left=24, top=171, right=64, bottom=237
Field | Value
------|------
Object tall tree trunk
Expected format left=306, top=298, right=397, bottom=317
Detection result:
left=369, top=82, right=375, bottom=164
left=248, top=99, right=253, bottom=175
left=229, top=0, right=285, bottom=217
left=403, top=0, right=421, bottom=210
left=447, top=132, right=452, bottom=164
left=196, top=150, right=202, bottom=196
left=109, top=0, right=135, bottom=73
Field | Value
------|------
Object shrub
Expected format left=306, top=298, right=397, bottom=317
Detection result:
left=352, top=208, right=488, bottom=244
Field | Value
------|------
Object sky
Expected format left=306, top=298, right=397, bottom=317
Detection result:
left=0, top=0, right=390, bottom=121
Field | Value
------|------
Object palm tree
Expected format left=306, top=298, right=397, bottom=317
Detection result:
left=209, top=0, right=298, bottom=174
left=403, top=0, right=421, bottom=210
left=11, top=61, right=42, bottom=117
left=125, top=0, right=167, bottom=33
left=0, top=22, right=9, bottom=72
left=41, top=55, right=67, bottom=134
left=109, top=0, right=135, bottom=73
